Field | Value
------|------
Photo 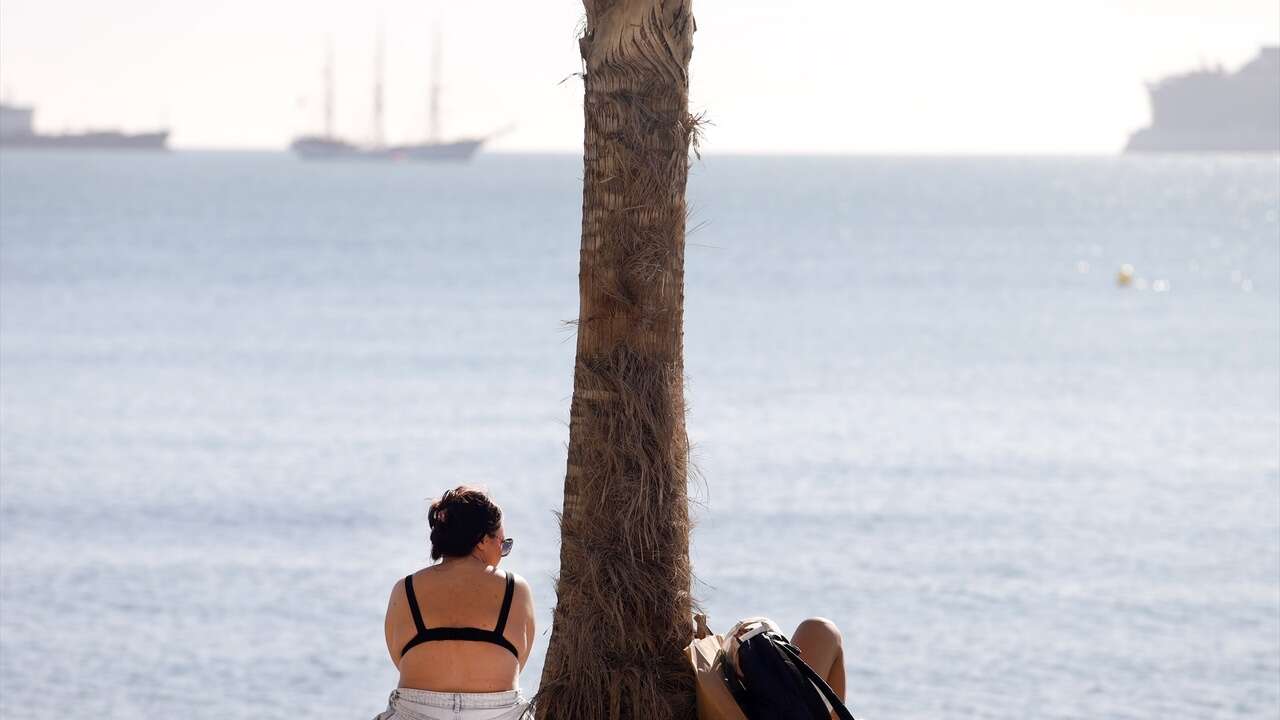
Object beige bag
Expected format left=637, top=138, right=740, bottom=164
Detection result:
left=686, top=614, right=748, bottom=720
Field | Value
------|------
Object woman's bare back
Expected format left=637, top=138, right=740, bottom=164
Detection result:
left=384, top=559, right=535, bottom=693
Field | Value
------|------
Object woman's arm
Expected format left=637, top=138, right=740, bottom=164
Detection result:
left=384, top=579, right=404, bottom=669
left=512, top=573, right=537, bottom=669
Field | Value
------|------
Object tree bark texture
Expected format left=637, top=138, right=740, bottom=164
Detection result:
left=535, top=2, right=698, bottom=719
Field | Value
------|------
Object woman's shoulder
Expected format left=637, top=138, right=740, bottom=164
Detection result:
left=502, top=570, right=535, bottom=613
left=500, top=568, right=533, bottom=592
left=386, top=568, right=429, bottom=602
left=394, top=564, right=520, bottom=584
left=390, top=564, right=529, bottom=592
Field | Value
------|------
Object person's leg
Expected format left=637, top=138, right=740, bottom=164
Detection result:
left=791, top=617, right=846, bottom=701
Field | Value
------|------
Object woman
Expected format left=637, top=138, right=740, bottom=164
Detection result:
left=375, top=486, right=535, bottom=720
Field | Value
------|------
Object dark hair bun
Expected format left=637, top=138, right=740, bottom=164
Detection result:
left=428, top=486, right=503, bottom=560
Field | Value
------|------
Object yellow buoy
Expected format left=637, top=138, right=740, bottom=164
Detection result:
left=1116, top=263, right=1134, bottom=287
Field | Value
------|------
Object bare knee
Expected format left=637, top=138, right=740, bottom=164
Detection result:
left=795, top=617, right=842, bottom=646
left=792, top=617, right=844, bottom=669
left=793, top=617, right=847, bottom=702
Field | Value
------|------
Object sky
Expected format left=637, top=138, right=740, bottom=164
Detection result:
left=0, top=0, right=1277, bottom=154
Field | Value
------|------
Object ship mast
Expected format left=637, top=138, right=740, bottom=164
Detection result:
left=323, top=37, right=335, bottom=139
left=372, top=23, right=385, bottom=149
left=428, top=27, right=441, bottom=143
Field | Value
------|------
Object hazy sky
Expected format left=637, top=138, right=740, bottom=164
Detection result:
left=1, top=1, right=1277, bottom=153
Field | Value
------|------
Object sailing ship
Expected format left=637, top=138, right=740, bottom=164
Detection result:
left=290, top=31, right=484, bottom=162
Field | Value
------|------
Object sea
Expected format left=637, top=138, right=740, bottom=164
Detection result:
left=1, top=151, right=1277, bottom=719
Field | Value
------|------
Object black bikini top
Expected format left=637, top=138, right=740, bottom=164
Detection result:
left=400, top=571, right=519, bottom=659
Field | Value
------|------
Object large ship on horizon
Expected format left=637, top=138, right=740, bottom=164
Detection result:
left=0, top=103, right=168, bottom=151
left=1126, top=45, right=1279, bottom=154
left=290, top=31, right=485, bottom=162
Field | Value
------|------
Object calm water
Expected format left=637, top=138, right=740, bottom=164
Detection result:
left=1, top=151, right=1277, bottom=719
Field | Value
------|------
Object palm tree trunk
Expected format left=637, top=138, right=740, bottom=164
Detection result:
left=535, top=2, right=697, bottom=719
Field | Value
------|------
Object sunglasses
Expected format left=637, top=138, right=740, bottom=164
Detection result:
left=500, top=537, right=514, bottom=557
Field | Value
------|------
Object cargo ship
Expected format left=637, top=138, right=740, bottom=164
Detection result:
left=291, top=31, right=485, bottom=162
left=1126, top=45, right=1279, bottom=153
left=0, top=103, right=169, bottom=151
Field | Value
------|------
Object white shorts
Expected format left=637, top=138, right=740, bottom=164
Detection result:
left=373, top=688, right=532, bottom=720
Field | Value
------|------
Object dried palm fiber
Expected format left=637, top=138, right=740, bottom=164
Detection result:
left=535, top=2, right=699, bottom=719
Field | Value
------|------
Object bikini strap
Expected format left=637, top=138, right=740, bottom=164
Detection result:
left=493, top=571, right=516, bottom=635
left=403, top=574, right=427, bottom=634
